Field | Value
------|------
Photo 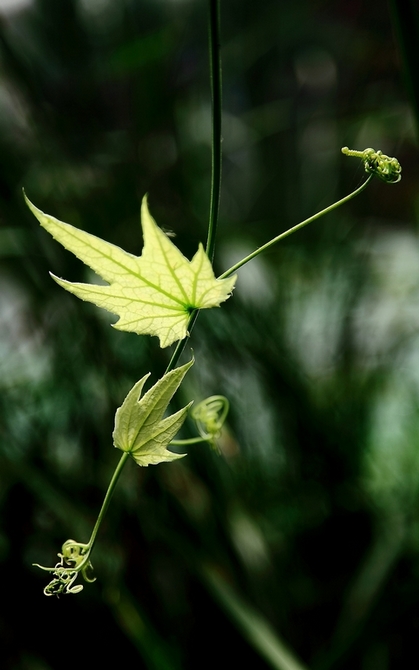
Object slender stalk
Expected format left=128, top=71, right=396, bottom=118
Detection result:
left=206, top=0, right=223, bottom=263
left=87, top=451, right=130, bottom=551
left=165, top=309, right=199, bottom=374
left=219, top=174, right=373, bottom=279
left=171, top=437, right=209, bottom=445
left=166, top=1, right=222, bottom=375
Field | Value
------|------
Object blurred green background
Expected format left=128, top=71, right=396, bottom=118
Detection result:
left=0, top=0, right=418, bottom=668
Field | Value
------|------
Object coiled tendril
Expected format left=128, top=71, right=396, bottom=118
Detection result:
left=34, top=539, right=96, bottom=596
left=342, top=147, right=402, bottom=184
left=191, top=395, right=229, bottom=451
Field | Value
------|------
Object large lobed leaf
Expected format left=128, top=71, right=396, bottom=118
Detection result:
left=113, top=359, right=193, bottom=466
left=25, top=193, right=236, bottom=347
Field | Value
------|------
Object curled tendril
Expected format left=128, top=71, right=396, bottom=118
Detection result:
left=341, top=147, right=402, bottom=184
left=43, top=568, right=83, bottom=597
left=34, top=538, right=96, bottom=597
left=191, top=395, right=229, bottom=451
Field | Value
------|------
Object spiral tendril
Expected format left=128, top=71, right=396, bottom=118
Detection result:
left=190, top=395, right=229, bottom=451
left=34, top=538, right=96, bottom=596
left=341, top=147, right=401, bottom=184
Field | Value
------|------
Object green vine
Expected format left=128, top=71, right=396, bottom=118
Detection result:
left=28, top=0, right=402, bottom=603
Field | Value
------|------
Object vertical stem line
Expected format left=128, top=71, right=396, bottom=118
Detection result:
left=206, top=0, right=222, bottom=263
left=166, top=0, right=223, bottom=374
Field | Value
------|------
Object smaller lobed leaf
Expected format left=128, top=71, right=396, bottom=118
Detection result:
left=113, top=358, right=194, bottom=466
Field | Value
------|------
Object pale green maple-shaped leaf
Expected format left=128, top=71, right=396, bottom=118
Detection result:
left=24, top=193, right=236, bottom=347
left=113, top=359, right=193, bottom=466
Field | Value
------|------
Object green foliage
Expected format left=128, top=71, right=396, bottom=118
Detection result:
left=24, top=194, right=236, bottom=347
left=113, top=359, right=193, bottom=466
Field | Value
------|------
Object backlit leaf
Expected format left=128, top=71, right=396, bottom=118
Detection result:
left=25, top=193, right=236, bottom=347
left=112, top=358, right=193, bottom=466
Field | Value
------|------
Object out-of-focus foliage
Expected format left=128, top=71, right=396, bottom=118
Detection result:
left=0, top=1, right=418, bottom=669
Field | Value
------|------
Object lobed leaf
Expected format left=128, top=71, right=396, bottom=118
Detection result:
left=25, top=193, right=236, bottom=347
left=112, top=358, right=193, bottom=466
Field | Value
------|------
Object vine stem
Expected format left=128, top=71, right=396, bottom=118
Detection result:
left=86, top=451, right=130, bottom=553
left=165, top=309, right=199, bottom=374
left=206, top=0, right=222, bottom=263
left=219, top=174, right=374, bottom=279
left=171, top=436, right=209, bottom=445
left=166, top=0, right=222, bottom=375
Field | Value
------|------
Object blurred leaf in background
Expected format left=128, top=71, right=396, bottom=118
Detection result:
left=0, top=0, right=418, bottom=669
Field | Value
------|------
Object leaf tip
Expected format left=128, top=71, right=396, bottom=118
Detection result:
left=22, top=188, right=43, bottom=219
left=23, top=189, right=36, bottom=213
left=140, top=192, right=150, bottom=219
left=49, top=271, right=67, bottom=288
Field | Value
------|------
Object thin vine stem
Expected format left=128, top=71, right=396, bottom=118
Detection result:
left=166, top=0, right=222, bottom=375
left=86, top=451, right=130, bottom=552
left=219, top=174, right=374, bottom=279
left=206, top=0, right=222, bottom=263
left=165, top=309, right=199, bottom=374
left=33, top=451, right=131, bottom=581
left=171, top=436, right=209, bottom=445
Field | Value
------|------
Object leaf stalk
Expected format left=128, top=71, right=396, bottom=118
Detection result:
left=219, top=174, right=374, bottom=279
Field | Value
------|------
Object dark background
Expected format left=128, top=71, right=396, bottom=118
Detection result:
left=0, top=0, right=418, bottom=668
